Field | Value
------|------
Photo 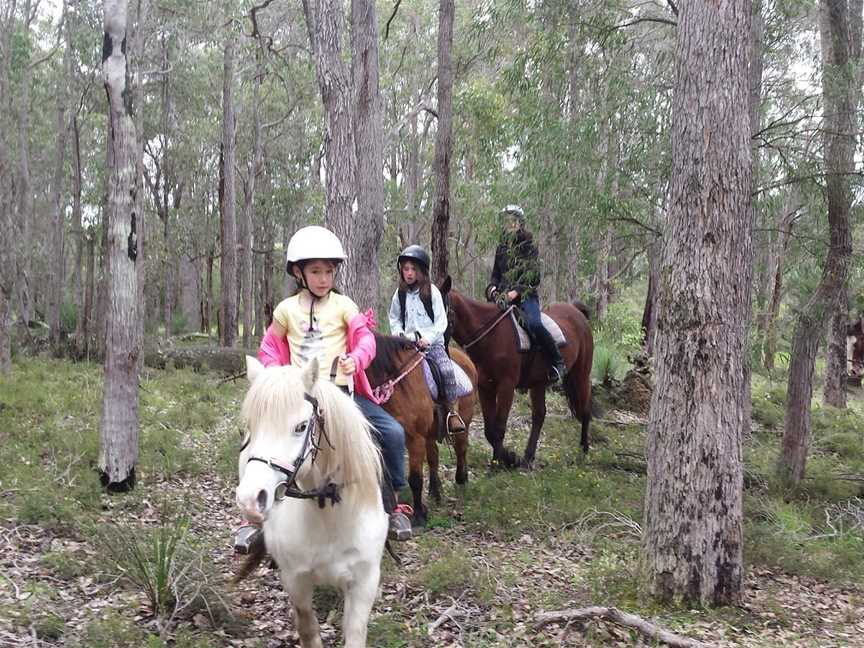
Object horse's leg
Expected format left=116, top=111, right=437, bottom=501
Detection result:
left=478, top=382, right=505, bottom=464
left=426, top=433, right=442, bottom=502
left=281, top=575, right=323, bottom=648
left=342, top=563, right=380, bottom=648
left=406, top=431, right=428, bottom=527
left=522, top=385, right=546, bottom=468
left=492, top=382, right=519, bottom=468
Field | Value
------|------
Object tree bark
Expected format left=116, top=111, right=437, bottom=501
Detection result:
left=643, top=0, right=751, bottom=607
left=0, top=0, right=17, bottom=372
left=71, top=115, right=85, bottom=344
left=219, top=17, right=238, bottom=347
left=351, top=0, right=385, bottom=310
left=99, top=0, right=141, bottom=490
left=49, top=2, right=71, bottom=349
left=762, top=192, right=800, bottom=370
left=780, top=0, right=858, bottom=482
left=303, top=0, right=360, bottom=295
left=429, top=0, right=454, bottom=281
left=239, top=56, right=262, bottom=348
left=15, top=0, right=34, bottom=328
left=822, top=0, right=862, bottom=408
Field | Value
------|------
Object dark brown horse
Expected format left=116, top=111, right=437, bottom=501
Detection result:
left=442, top=278, right=592, bottom=468
left=366, top=334, right=478, bottom=527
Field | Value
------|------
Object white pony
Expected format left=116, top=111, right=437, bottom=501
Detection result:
left=236, top=356, right=388, bottom=648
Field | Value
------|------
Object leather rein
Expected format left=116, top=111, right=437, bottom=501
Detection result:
left=461, top=305, right=515, bottom=350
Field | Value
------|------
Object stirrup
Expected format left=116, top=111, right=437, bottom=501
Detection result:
left=447, top=410, right=467, bottom=433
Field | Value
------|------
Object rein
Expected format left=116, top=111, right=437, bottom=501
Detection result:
left=371, top=349, right=426, bottom=404
left=244, top=385, right=342, bottom=509
left=462, top=305, right=515, bottom=350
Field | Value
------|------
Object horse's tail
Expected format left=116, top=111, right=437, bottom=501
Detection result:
left=572, top=300, right=591, bottom=321
left=232, top=531, right=267, bottom=584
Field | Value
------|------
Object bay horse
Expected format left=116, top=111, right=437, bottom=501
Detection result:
left=366, top=333, right=477, bottom=528
left=442, top=277, right=593, bottom=468
left=236, top=356, right=386, bottom=648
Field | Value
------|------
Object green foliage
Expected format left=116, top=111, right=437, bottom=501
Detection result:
left=591, top=343, right=626, bottom=385
left=94, top=509, right=234, bottom=628
left=413, top=542, right=487, bottom=599
left=60, top=301, right=78, bottom=333
left=171, top=311, right=190, bottom=335
left=71, top=611, right=156, bottom=648
left=96, top=513, right=192, bottom=617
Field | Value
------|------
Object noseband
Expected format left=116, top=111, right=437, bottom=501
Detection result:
left=242, top=391, right=341, bottom=509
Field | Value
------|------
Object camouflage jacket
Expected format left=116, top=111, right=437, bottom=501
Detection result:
left=487, top=229, right=541, bottom=301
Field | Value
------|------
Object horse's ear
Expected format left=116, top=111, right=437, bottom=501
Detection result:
left=440, top=274, right=452, bottom=296
left=246, top=356, right=265, bottom=382
left=301, top=356, right=319, bottom=391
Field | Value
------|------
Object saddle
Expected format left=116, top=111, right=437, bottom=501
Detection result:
left=509, top=309, right=567, bottom=353
left=421, top=357, right=472, bottom=402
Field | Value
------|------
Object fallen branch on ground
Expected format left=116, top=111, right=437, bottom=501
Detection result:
left=534, top=606, right=710, bottom=648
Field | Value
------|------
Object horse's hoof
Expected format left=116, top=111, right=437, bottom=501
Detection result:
left=518, top=457, right=535, bottom=471
left=455, top=471, right=468, bottom=485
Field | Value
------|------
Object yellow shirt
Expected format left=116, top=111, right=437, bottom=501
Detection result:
left=272, top=292, right=359, bottom=386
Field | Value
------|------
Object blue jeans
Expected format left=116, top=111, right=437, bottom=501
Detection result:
left=355, top=395, right=407, bottom=491
left=520, top=295, right=544, bottom=335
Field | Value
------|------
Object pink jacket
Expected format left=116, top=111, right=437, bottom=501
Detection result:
left=257, top=309, right=383, bottom=404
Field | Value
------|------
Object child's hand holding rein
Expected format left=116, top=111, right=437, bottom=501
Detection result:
left=338, top=354, right=357, bottom=375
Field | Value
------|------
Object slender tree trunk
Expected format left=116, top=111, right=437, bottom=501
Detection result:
left=351, top=0, right=384, bottom=310
left=0, top=0, right=16, bottom=372
left=240, top=59, right=263, bottom=347
left=780, top=0, right=858, bottom=482
left=823, top=0, right=862, bottom=408
left=430, top=0, right=454, bottom=281
left=219, top=17, right=238, bottom=347
left=49, top=2, right=71, bottom=349
left=99, top=0, right=141, bottom=490
left=72, top=116, right=85, bottom=344
left=762, top=193, right=800, bottom=370
left=83, top=227, right=95, bottom=350
left=16, top=0, right=34, bottom=327
left=132, top=0, right=147, bottom=368
left=643, top=0, right=751, bottom=606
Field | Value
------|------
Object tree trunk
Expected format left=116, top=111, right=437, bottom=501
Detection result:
left=429, top=0, right=454, bottom=281
left=49, top=3, right=71, bottom=349
left=132, top=0, right=147, bottom=370
left=0, top=0, right=16, bottom=372
left=303, top=0, right=360, bottom=294
left=642, top=0, right=751, bottom=606
left=240, top=58, right=263, bottom=347
left=15, top=0, right=34, bottom=327
left=762, top=193, right=800, bottom=370
left=780, top=0, right=858, bottom=483
left=822, top=0, right=862, bottom=408
left=99, top=0, right=141, bottom=491
left=219, top=19, right=238, bottom=347
left=351, top=0, right=384, bottom=310
left=72, top=116, right=85, bottom=344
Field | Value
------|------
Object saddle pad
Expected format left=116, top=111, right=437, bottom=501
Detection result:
left=510, top=311, right=567, bottom=353
left=422, top=358, right=473, bottom=402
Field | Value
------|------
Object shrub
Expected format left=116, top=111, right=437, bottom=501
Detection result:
left=95, top=510, right=233, bottom=626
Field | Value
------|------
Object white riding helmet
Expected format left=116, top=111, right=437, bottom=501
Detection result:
left=285, top=225, right=347, bottom=274
left=502, top=204, right=525, bottom=223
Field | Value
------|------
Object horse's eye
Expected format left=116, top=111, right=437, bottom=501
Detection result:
left=294, top=421, right=308, bottom=436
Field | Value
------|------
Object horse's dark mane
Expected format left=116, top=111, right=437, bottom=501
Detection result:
left=367, top=333, right=417, bottom=387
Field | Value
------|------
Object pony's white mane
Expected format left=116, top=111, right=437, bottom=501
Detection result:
left=241, top=364, right=382, bottom=506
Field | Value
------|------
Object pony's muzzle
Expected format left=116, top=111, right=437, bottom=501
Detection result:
left=236, top=487, right=269, bottom=524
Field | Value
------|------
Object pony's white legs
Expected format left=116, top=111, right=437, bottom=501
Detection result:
left=282, top=575, right=323, bottom=648
left=341, top=563, right=380, bottom=648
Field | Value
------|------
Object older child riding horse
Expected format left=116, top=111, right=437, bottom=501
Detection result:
left=443, top=279, right=593, bottom=468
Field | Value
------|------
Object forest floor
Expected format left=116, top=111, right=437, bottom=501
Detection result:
left=2, top=358, right=864, bottom=647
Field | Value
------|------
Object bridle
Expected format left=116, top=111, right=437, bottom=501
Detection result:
left=241, top=391, right=342, bottom=509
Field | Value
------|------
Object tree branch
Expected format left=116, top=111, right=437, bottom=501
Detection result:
left=535, top=606, right=708, bottom=648
left=384, top=0, right=402, bottom=40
